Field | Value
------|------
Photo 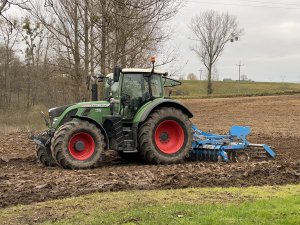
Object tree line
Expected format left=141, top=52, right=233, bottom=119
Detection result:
left=0, top=0, right=182, bottom=110
left=0, top=0, right=243, bottom=111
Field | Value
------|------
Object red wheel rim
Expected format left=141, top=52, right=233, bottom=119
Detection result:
left=68, top=132, right=95, bottom=160
left=154, top=120, right=185, bottom=154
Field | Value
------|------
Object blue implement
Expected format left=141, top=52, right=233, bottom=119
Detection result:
left=191, top=124, right=276, bottom=162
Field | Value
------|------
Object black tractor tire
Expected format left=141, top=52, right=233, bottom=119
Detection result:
left=138, top=107, right=192, bottom=164
left=51, top=120, right=105, bottom=169
left=36, top=145, right=57, bottom=167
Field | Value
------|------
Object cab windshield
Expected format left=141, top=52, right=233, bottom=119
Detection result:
left=104, top=73, right=163, bottom=118
left=121, top=73, right=163, bottom=100
left=121, top=73, right=163, bottom=119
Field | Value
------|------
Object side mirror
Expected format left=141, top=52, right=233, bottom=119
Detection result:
left=113, top=66, right=121, bottom=82
left=98, top=76, right=105, bottom=82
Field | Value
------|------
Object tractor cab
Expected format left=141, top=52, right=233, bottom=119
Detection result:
left=104, top=69, right=167, bottom=119
left=103, top=58, right=181, bottom=120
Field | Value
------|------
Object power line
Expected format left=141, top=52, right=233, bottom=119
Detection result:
left=188, top=0, right=300, bottom=10
left=237, top=0, right=300, bottom=7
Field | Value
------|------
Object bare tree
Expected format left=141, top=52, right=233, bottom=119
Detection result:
left=0, top=0, right=29, bottom=27
left=190, top=10, right=243, bottom=94
left=0, top=0, right=28, bottom=13
left=0, top=0, right=8, bottom=13
left=187, top=73, right=197, bottom=80
left=26, top=0, right=182, bottom=101
left=0, top=0, right=183, bottom=111
left=0, top=17, right=19, bottom=105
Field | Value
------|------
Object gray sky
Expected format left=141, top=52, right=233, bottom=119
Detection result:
left=165, top=0, right=300, bottom=83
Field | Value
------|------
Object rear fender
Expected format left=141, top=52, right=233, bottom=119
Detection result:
left=133, top=99, right=193, bottom=126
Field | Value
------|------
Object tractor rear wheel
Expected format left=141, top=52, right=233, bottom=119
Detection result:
left=138, top=107, right=192, bottom=164
left=51, top=121, right=104, bottom=169
left=36, top=145, right=57, bottom=167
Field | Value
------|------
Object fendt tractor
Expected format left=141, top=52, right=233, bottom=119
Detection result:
left=31, top=58, right=276, bottom=169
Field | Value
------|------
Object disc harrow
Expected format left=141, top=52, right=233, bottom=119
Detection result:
left=191, top=125, right=276, bottom=162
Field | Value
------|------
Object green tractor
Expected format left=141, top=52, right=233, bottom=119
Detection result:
left=31, top=60, right=193, bottom=169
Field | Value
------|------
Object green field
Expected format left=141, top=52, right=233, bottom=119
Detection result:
left=171, top=80, right=300, bottom=98
left=1, top=185, right=299, bottom=225
left=0, top=105, right=48, bottom=132
left=1, top=81, right=299, bottom=132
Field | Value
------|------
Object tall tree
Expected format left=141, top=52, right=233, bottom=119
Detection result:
left=0, top=0, right=29, bottom=26
left=0, top=17, right=18, bottom=105
left=27, top=0, right=182, bottom=100
left=0, top=0, right=183, bottom=110
left=189, top=10, right=243, bottom=94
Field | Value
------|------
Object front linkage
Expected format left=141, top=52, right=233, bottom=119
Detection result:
left=29, top=112, right=57, bottom=167
left=29, top=112, right=54, bottom=149
left=30, top=129, right=54, bottom=149
left=190, top=125, right=277, bottom=162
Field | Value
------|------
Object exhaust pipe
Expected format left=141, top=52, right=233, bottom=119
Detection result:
left=91, top=82, right=98, bottom=101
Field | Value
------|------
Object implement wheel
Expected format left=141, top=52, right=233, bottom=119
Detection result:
left=36, top=145, right=57, bottom=167
left=51, top=121, right=104, bottom=169
left=138, top=107, right=192, bottom=164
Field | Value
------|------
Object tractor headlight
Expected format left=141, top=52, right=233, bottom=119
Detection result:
left=52, top=117, right=58, bottom=126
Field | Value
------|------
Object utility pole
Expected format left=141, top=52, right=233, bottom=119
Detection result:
left=236, top=61, right=244, bottom=82
left=236, top=61, right=244, bottom=93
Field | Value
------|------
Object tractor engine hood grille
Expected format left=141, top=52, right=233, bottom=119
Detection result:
left=49, top=104, right=74, bottom=118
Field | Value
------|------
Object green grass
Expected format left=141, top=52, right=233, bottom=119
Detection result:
left=83, top=197, right=300, bottom=225
left=0, top=105, right=47, bottom=132
left=172, top=80, right=300, bottom=98
left=1, top=185, right=299, bottom=225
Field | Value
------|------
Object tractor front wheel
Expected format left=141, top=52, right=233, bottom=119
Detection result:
left=138, top=107, right=192, bottom=164
left=36, top=145, right=57, bottom=167
left=51, top=121, right=104, bottom=169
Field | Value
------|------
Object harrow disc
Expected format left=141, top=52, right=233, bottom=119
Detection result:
left=190, top=145, right=275, bottom=163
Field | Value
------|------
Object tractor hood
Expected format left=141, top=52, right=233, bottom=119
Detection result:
left=49, top=104, right=75, bottom=118
left=49, top=101, right=111, bottom=129
left=49, top=101, right=110, bottom=118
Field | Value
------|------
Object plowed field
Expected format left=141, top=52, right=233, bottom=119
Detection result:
left=1, top=95, right=299, bottom=208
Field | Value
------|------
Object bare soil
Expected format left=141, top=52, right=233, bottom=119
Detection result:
left=0, top=95, right=299, bottom=208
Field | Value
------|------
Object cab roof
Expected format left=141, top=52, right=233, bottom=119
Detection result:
left=106, top=68, right=166, bottom=78
left=122, top=68, right=166, bottom=74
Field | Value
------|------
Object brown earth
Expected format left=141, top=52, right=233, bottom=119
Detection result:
left=0, top=94, right=299, bottom=208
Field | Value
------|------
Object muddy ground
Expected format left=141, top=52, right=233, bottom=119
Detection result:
left=0, top=94, right=299, bottom=208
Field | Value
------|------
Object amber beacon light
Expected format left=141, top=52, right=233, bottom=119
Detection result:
left=150, top=56, right=156, bottom=63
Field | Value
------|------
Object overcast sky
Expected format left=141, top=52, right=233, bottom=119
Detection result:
left=164, top=0, right=300, bottom=83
